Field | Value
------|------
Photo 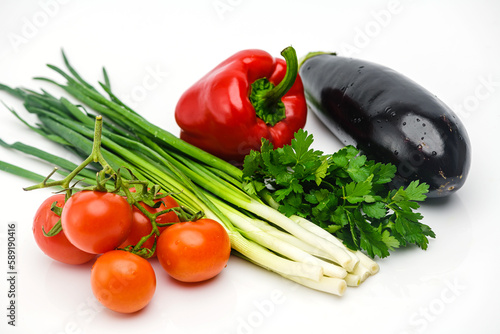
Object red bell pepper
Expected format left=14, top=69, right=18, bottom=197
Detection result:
left=174, top=46, right=307, bottom=163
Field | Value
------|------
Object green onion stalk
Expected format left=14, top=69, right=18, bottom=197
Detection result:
left=0, top=51, right=380, bottom=296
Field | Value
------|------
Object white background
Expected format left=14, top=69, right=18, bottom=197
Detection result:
left=0, top=0, right=499, bottom=333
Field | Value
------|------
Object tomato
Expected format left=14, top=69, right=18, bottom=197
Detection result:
left=156, top=218, right=231, bottom=282
left=119, top=196, right=180, bottom=256
left=61, top=191, right=133, bottom=254
left=32, top=194, right=96, bottom=265
left=91, top=250, right=156, bottom=313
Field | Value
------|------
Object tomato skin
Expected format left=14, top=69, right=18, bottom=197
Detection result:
left=32, top=194, right=96, bottom=265
left=91, top=250, right=156, bottom=313
left=61, top=191, right=133, bottom=254
left=119, top=196, right=180, bottom=256
left=156, top=219, right=231, bottom=282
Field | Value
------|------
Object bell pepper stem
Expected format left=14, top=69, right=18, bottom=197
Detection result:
left=250, top=46, right=299, bottom=126
left=262, top=46, right=298, bottom=107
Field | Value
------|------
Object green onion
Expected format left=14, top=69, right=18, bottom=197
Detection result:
left=0, top=52, right=380, bottom=296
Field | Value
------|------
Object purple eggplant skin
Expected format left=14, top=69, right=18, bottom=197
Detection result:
left=299, top=53, right=471, bottom=199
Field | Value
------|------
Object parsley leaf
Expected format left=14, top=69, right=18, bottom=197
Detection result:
left=362, top=202, right=387, bottom=219
left=344, top=176, right=373, bottom=204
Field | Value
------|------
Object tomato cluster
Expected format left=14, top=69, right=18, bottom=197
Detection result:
left=32, top=190, right=231, bottom=314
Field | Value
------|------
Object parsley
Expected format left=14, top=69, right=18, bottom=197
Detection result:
left=242, top=129, right=435, bottom=258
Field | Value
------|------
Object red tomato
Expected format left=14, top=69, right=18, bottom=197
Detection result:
left=32, top=194, right=96, bottom=265
left=61, top=191, right=133, bottom=254
left=91, top=250, right=156, bottom=313
left=119, top=196, right=181, bottom=256
left=156, top=218, right=231, bottom=282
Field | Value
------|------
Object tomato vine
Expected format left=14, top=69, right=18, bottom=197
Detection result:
left=25, top=115, right=201, bottom=258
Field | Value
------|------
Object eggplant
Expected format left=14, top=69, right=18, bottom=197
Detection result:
left=299, top=53, right=471, bottom=198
